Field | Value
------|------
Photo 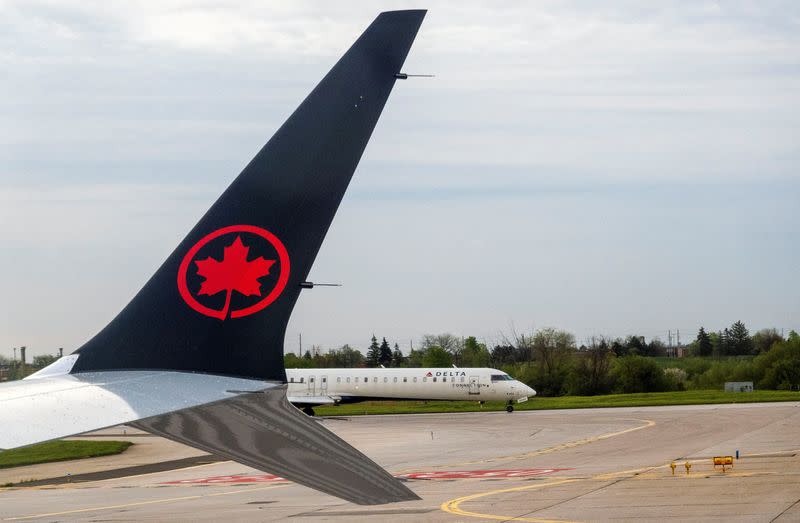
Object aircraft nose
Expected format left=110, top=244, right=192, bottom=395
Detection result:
left=525, top=384, right=536, bottom=397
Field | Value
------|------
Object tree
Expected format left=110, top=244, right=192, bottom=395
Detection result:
left=490, top=345, right=516, bottom=366
left=568, top=338, right=614, bottom=395
left=422, top=346, right=452, bottom=367
left=366, top=335, right=381, bottom=367
left=712, top=330, right=729, bottom=357
left=695, top=327, right=713, bottom=357
left=752, top=328, right=783, bottom=354
left=421, top=334, right=462, bottom=356
left=754, top=335, right=800, bottom=390
left=284, top=352, right=314, bottom=368
left=646, top=338, right=666, bottom=357
left=530, top=328, right=575, bottom=396
left=625, top=335, right=646, bottom=356
left=407, top=348, right=425, bottom=367
left=461, top=336, right=490, bottom=367
left=329, top=344, right=364, bottom=367
left=728, top=321, right=753, bottom=355
left=32, top=355, right=58, bottom=367
left=378, top=338, right=393, bottom=367
left=391, top=343, right=405, bottom=367
left=612, top=356, right=670, bottom=393
left=610, top=338, right=628, bottom=357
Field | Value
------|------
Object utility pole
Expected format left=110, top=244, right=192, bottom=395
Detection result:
left=668, top=330, right=673, bottom=357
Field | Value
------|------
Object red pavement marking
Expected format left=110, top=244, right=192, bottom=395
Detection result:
left=397, top=468, right=569, bottom=480
left=162, top=468, right=569, bottom=485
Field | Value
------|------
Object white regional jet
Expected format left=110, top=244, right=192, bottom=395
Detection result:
left=287, top=367, right=536, bottom=415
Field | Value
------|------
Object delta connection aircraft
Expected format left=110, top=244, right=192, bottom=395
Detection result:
left=287, top=367, right=536, bottom=415
left=0, top=11, right=430, bottom=505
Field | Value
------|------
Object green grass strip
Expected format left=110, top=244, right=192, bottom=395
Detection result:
left=314, top=389, right=799, bottom=416
left=0, top=440, right=133, bottom=469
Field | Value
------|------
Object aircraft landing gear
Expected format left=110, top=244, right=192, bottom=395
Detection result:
left=303, top=406, right=315, bottom=416
left=506, top=400, right=514, bottom=413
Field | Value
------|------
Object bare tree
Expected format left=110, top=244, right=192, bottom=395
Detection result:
left=420, top=334, right=463, bottom=356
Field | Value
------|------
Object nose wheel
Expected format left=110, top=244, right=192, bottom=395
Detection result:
left=506, top=401, right=514, bottom=413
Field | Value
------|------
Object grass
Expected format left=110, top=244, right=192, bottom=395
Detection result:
left=314, top=389, right=800, bottom=416
left=0, top=440, right=133, bottom=470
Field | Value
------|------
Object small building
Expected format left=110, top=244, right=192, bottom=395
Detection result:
left=725, top=381, right=753, bottom=393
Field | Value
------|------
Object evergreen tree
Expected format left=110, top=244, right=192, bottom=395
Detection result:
left=714, top=329, right=731, bottom=356
left=392, top=343, right=404, bottom=367
left=695, top=327, right=713, bottom=357
left=366, top=335, right=381, bottom=367
left=378, top=337, right=393, bottom=366
left=728, top=321, right=753, bottom=355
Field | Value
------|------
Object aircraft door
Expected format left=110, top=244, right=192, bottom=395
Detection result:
left=308, top=375, right=316, bottom=395
left=468, top=375, right=480, bottom=395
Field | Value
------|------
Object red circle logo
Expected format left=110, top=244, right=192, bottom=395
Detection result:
left=177, top=225, right=290, bottom=320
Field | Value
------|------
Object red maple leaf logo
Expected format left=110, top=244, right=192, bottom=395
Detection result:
left=194, top=236, right=275, bottom=319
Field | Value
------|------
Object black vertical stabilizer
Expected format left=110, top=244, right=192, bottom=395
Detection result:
left=72, top=11, right=426, bottom=380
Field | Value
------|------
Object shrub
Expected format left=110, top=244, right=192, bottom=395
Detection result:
left=611, top=356, right=670, bottom=393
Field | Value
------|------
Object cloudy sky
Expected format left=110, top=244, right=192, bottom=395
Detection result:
left=2, top=1, right=798, bottom=358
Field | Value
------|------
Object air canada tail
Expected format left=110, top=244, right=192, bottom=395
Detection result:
left=70, top=10, right=426, bottom=382
left=28, top=10, right=429, bottom=505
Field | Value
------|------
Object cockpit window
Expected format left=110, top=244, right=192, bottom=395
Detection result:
left=491, top=374, right=513, bottom=381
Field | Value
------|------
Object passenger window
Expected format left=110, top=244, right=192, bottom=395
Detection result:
left=364, top=377, right=368, bottom=383
left=443, top=377, right=447, bottom=382
left=322, top=377, right=326, bottom=383
left=413, top=377, right=418, bottom=383
left=300, top=377, right=304, bottom=383
left=422, top=377, right=427, bottom=383
left=373, top=377, right=377, bottom=383
left=337, top=377, right=341, bottom=383
left=384, top=377, right=388, bottom=383
left=433, top=377, right=437, bottom=382
left=403, top=377, right=407, bottom=383
left=393, top=377, right=398, bottom=383
left=310, top=377, right=314, bottom=383
left=289, top=377, right=294, bottom=383
left=461, top=377, right=465, bottom=383
left=346, top=377, right=350, bottom=383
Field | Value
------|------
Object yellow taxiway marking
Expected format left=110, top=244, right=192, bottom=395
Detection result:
left=441, top=447, right=800, bottom=522
left=439, top=419, right=656, bottom=521
left=441, top=479, right=581, bottom=522
left=3, top=484, right=288, bottom=521
left=431, top=418, right=655, bottom=470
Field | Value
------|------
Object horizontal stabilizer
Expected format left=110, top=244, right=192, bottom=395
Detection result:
left=132, top=386, right=419, bottom=505
left=0, top=371, right=276, bottom=450
left=288, top=395, right=340, bottom=405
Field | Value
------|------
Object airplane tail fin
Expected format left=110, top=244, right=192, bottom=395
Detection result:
left=70, top=10, right=426, bottom=381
